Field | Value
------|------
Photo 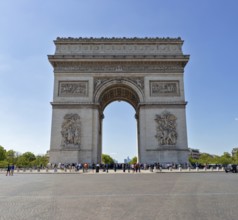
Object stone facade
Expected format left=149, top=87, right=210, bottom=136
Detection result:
left=48, top=37, right=190, bottom=164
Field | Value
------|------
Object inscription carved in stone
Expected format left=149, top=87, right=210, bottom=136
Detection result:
left=150, top=81, right=179, bottom=96
left=155, top=111, right=177, bottom=145
left=61, top=114, right=81, bottom=148
left=59, top=81, right=88, bottom=96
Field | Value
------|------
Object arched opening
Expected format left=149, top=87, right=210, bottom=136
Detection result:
left=102, top=101, right=138, bottom=163
left=96, top=83, right=141, bottom=163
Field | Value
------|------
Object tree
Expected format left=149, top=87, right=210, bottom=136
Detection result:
left=102, top=154, right=114, bottom=164
left=6, top=150, right=16, bottom=164
left=0, top=146, right=6, bottom=161
left=16, top=152, right=36, bottom=167
left=218, top=152, right=232, bottom=165
left=31, top=155, right=49, bottom=167
left=232, top=151, right=238, bottom=163
left=197, top=153, right=213, bottom=165
left=129, top=156, right=137, bottom=164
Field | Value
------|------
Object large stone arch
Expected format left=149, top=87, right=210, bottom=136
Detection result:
left=94, top=79, right=144, bottom=112
left=48, top=37, right=190, bottom=165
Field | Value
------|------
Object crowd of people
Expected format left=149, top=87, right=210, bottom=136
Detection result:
left=49, top=162, right=190, bottom=173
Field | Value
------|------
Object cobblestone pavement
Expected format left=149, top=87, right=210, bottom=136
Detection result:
left=1, top=173, right=238, bottom=220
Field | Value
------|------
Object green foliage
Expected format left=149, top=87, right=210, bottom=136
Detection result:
left=101, top=154, right=114, bottom=164
left=188, top=156, right=198, bottom=164
left=232, top=151, right=238, bottom=163
left=218, top=152, right=233, bottom=165
left=31, top=155, right=49, bottom=167
left=0, top=146, right=6, bottom=161
left=198, top=153, right=213, bottom=165
left=0, top=160, right=8, bottom=168
left=16, top=152, right=36, bottom=167
left=6, top=150, right=16, bottom=163
left=129, top=156, right=137, bottom=164
left=189, top=151, right=237, bottom=166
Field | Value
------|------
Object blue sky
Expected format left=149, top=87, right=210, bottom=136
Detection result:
left=0, top=0, right=237, bottom=162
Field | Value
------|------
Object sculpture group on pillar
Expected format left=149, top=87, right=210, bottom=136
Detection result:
left=61, top=114, right=81, bottom=148
left=155, top=111, right=177, bottom=146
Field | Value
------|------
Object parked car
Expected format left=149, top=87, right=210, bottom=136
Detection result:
left=225, top=164, right=238, bottom=173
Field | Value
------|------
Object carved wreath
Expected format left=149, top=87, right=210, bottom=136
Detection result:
left=155, top=111, right=177, bottom=145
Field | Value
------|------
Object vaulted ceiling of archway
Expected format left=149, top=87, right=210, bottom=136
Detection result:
left=99, top=85, right=140, bottom=111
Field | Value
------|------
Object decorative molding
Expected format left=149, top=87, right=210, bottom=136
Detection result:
left=94, top=77, right=144, bottom=92
left=61, top=114, right=81, bottom=148
left=58, top=81, right=88, bottom=97
left=150, top=80, right=180, bottom=96
left=155, top=111, right=177, bottom=146
left=54, top=62, right=184, bottom=73
left=56, top=37, right=182, bottom=42
left=55, top=44, right=182, bottom=55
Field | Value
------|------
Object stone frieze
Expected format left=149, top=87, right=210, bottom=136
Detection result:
left=150, top=81, right=180, bottom=96
left=59, top=81, right=88, bottom=97
left=54, top=62, right=184, bottom=73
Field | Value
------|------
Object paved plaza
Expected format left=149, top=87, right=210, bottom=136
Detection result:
left=1, top=172, right=238, bottom=220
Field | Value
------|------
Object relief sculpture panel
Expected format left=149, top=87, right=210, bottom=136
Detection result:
left=155, top=111, right=177, bottom=145
left=59, top=81, right=88, bottom=97
left=150, top=81, right=179, bottom=96
left=61, top=114, right=81, bottom=148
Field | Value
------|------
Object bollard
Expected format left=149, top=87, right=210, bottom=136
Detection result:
left=37, top=168, right=40, bottom=172
left=216, top=167, right=219, bottom=171
left=30, top=168, right=32, bottom=172
left=179, top=167, right=182, bottom=172
left=211, top=167, right=213, bottom=171
left=204, top=167, right=207, bottom=171
left=64, top=168, right=67, bottom=172
left=196, top=167, right=199, bottom=172
left=46, top=168, right=48, bottom=172
left=169, top=167, right=172, bottom=171
left=187, top=167, right=191, bottom=171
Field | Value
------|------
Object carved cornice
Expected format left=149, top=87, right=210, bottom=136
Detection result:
left=52, top=37, right=187, bottom=57
left=52, top=61, right=185, bottom=73
left=55, top=37, right=183, bottom=43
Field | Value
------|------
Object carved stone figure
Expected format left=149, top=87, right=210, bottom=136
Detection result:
left=61, top=114, right=81, bottom=148
left=155, top=111, right=177, bottom=145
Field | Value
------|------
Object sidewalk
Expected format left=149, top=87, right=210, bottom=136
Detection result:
left=0, top=168, right=225, bottom=174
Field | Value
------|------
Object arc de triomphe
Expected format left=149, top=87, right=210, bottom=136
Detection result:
left=48, top=37, right=190, bottom=164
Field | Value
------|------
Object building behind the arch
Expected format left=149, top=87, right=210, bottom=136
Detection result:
left=48, top=37, right=190, bottom=164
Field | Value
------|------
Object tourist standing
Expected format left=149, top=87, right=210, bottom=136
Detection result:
left=92, top=163, right=95, bottom=173
left=10, top=164, right=15, bottom=176
left=113, top=163, right=117, bottom=172
left=6, top=164, right=11, bottom=176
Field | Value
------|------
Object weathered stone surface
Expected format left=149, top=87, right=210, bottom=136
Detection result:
left=48, top=37, right=190, bottom=164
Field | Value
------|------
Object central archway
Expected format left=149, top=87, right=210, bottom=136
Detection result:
left=102, top=101, right=137, bottom=163
left=95, top=81, right=143, bottom=163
